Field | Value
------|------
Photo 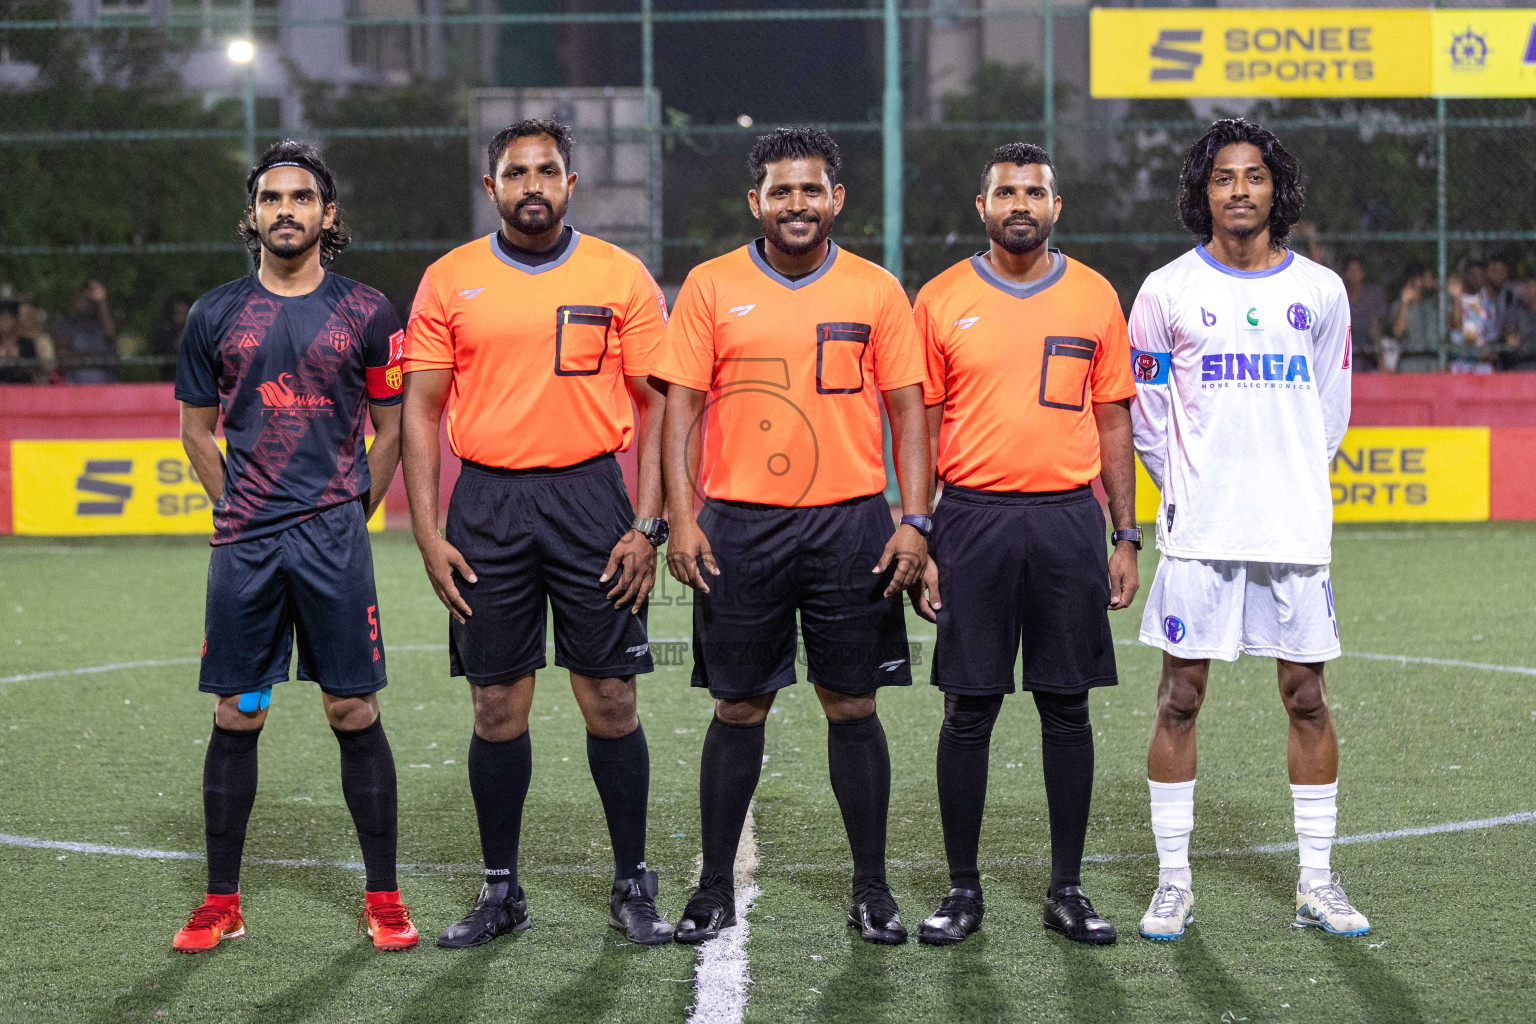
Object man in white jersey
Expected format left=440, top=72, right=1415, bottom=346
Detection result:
left=1128, top=119, right=1369, bottom=941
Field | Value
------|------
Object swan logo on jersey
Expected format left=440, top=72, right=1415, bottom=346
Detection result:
left=1201, top=307, right=1217, bottom=326
left=1132, top=349, right=1170, bottom=384
left=1287, top=302, right=1315, bottom=330
left=1201, top=352, right=1312, bottom=384
left=1163, top=615, right=1186, bottom=644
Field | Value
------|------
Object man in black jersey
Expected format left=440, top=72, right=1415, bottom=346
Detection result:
left=171, top=140, right=417, bottom=953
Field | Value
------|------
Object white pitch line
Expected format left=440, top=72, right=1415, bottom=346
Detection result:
left=688, top=804, right=760, bottom=1024
left=0, top=658, right=199, bottom=684
left=1339, top=650, right=1536, bottom=677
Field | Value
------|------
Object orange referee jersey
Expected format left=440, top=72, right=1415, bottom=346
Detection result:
left=654, top=240, right=924, bottom=507
left=404, top=230, right=668, bottom=470
left=917, top=250, right=1136, bottom=493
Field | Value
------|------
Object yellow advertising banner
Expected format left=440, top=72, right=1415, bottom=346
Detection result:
left=1091, top=8, right=1432, bottom=99
left=1431, top=10, right=1536, bottom=98
left=10, top=439, right=385, bottom=536
left=1132, top=427, right=1490, bottom=525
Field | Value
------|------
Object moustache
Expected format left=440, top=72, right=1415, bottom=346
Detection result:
left=516, top=198, right=552, bottom=210
left=777, top=213, right=819, bottom=224
left=1003, top=216, right=1038, bottom=229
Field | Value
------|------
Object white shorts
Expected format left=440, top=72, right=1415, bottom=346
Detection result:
left=1139, top=556, right=1341, bottom=663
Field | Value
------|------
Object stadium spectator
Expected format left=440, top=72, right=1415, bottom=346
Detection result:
left=52, top=280, right=119, bottom=383
left=1341, top=255, right=1387, bottom=371
left=0, top=299, right=44, bottom=385
left=1486, top=255, right=1519, bottom=335
left=1386, top=263, right=1444, bottom=372
left=1499, top=277, right=1536, bottom=371
left=1448, top=259, right=1497, bottom=373
left=17, top=295, right=57, bottom=380
left=147, top=293, right=193, bottom=382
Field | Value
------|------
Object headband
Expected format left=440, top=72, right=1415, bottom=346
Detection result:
left=249, top=161, right=332, bottom=200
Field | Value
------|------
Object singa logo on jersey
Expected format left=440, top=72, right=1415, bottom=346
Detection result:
left=1201, top=352, right=1312, bottom=385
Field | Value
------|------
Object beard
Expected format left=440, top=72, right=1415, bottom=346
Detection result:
left=985, top=211, right=1052, bottom=256
left=498, top=192, right=569, bottom=236
left=259, top=219, right=320, bottom=260
left=761, top=209, right=834, bottom=257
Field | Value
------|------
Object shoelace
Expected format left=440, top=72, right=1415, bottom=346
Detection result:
left=358, top=902, right=413, bottom=933
left=857, top=880, right=899, bottom=917
left=1306, top=878, right=1356, bottom=917
left=185, top=903, right=231, bottom=930
left=1148, top=883, right=1188, bottom=917
left=620, top=888, right=664, bottom=924
left=937, top=893, right=980, bottom=918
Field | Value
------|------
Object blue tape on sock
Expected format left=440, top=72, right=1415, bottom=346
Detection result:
left=236, top=686, right=272, bottom=713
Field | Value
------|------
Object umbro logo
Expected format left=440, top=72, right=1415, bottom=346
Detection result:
left=459, top=288, right=484, bottom=300
left=954, top=316, right=980, bottom=329
left=728, top=304, right=756, bottom=317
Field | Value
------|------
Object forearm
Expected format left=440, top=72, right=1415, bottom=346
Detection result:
left=629, top=377, right=666, bottom=520
left=181, top=431, right=225, bottom=503
left=364, top=414, right=401, bottom=518
left=401, top=376, right=448, bottom=545
left=887, top=390, right=932, bottom=516
left=1095, top=402, right=1137, bottom=531
left=924, top=404, right=942, bottom=510
left=662, top=386, right=706, bottom=528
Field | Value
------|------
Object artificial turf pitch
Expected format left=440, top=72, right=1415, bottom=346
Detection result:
left=1, top=524, right=1532, bottom=1024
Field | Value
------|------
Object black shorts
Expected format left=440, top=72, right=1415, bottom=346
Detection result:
left=929, top=484, right=1118, bottom=697
left=200, top=498, right=386, bottom=697
left=446, top=455, right=653, bottom=685
left=691, top=492, right=912, bottom=701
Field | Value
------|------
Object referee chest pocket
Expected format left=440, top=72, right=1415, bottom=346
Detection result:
left=815, top=321, right=871, bottom=394
left=555, top=305, right=614, bottom=376
left=1038, top=336, right=1096, bottom=411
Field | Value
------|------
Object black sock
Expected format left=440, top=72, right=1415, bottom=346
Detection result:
left=203, top=722, right=261, bottom=895
left=333, top=716, right=399, bottom=893
left=826, top=711, right=892, bottom=888
left=1034, top=691, right=1094, bottom=896
left=587, top=725, right=650, bottom=883
left=698, top=715, right=764, bottom=893
left=936, top=693, right=1002, bottom=892
left=468, top=730, right=532, bottom=891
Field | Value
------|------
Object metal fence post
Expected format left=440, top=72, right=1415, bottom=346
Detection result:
left=1043, top=0, right=1054, bottom=158
left=641, top=0, right=661, bottom=275
left=882, top=0, right=902, bottom=280
left=1436, top=95, right=1447, bottom=367
left=241, top=0, right=256, bottom=168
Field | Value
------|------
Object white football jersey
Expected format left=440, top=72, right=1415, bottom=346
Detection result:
left=1129, top=246, right=1351, bottom=565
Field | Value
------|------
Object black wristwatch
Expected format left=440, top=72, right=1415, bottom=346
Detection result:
left=632, top=516, right=669, bottom=547
left=899, top=514, right=934, bottom=538
left=1111, top=527, right=1142, bottom=551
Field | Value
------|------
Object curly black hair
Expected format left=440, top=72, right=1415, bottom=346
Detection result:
left=238, top=139, right=350, bottom=267
left=1177, top=118, right=1305, bottom=247
left=748, top=127, right=841, bottom=188
left=487, top=118, right=574, bottom=176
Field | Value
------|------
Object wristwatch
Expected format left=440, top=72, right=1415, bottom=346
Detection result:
left=899, top=514, right=935, bottom=538
left=632, top=516, right=669, bottom=547
left=1111, top=527, right=1142, bottom=551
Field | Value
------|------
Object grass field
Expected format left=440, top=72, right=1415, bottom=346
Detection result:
left=1, top=524, right=1533, bottom=1024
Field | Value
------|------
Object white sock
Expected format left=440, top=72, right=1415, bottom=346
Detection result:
left=1149, top=778, right=1195, bottom=890
left=1292, top=780, right=1338, bottom=889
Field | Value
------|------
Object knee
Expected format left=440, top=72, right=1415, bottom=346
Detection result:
left=817, top=688, right=875, bottom=723
left=213, top=696, right=267, bottom=732
left=1155, top=679, right=1205, bottom=728
left=584, top=676, right=639, bottom=738
left=1035, top=692, right=1091, bottom=744
left=940, top=693, right=1003, bottom=748
left=472, top=687, right=524, bottom=741
left=323, top=696, right=377, bottom=731
left=715, top=697, right=770, bottom=727
left=1280, top=667, right=1329, bottom=725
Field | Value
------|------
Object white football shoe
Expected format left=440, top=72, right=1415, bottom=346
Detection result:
left=1295, top=874, right=1371, bottom=936
left=1138, top=882, right=1194, bottom=941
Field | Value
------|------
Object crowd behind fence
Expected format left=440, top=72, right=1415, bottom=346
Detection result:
left=2, top=2, right=1534, bottom=385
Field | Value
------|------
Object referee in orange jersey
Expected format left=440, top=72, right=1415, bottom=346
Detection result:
left=401, top=119, right=673, bottom=947
left=909, top=144, right=1140, bottom=947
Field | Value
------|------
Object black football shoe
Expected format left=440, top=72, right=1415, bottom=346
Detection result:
left=1042, top=885, right=1117, bottom=946
left=917, top=887, right=985, bottom=946
left=848, top=879, right=908, bottom=945
left=437, top=881, right=530, bottom=949
left=673, top=881, right=737, bottom=945
left=610, top=869, right=674, bottom=945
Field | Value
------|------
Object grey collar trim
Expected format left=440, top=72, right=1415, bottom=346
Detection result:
left=749, top=237, right=839, bottom=290
left=486, top=228, right=581, bottom=274
left=969, top=248, right=1066, bottom=300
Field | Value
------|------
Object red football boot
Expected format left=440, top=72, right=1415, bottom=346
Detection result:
left=359, top=890, right=419, bottom=951
left=172, top=893, right=245, bottom=953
